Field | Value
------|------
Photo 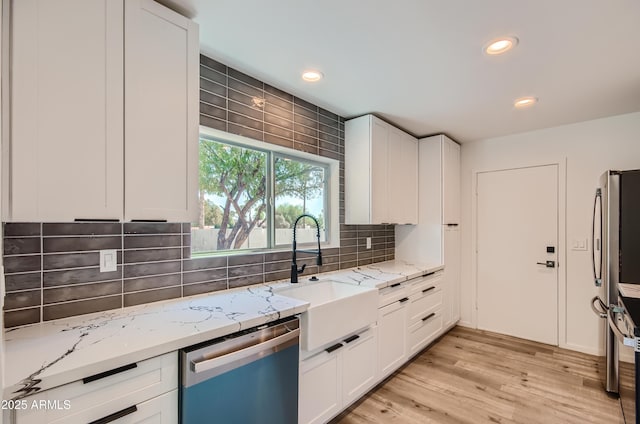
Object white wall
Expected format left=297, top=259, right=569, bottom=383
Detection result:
left=460, top=111, right=640, bottom=355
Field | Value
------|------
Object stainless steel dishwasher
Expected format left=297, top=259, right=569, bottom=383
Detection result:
left=179, top=316, right=300, bottom=424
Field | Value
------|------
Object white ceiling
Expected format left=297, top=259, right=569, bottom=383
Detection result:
left=165, top=0, right=640, bottom=143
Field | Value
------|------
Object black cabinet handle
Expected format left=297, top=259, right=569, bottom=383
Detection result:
left=422, top=312, right=436, bottom=322
left=343, top=334, right=360, bottom=344
left=325, top=343, right=344, bottom=353
left=83, top=363, right=137, bottom=384
left=422, top=286, right=436, bottom=294
left=446, top=223, right=459, bottom=227
left=390, top=283, right=401, bottom=288
left=89, top=405, right=137, bottom=424
left=399, top=297, right=409, bottom=303
left=422, top=271, right=435, bottom=277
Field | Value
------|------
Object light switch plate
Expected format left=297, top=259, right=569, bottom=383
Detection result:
left=100, top=249, right=117, bottom=272
left=366, top=237, right=371, bottom=249
left=571, top=238, right=588, bottom=251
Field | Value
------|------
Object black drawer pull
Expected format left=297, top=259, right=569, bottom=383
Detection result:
left=325, top=343, right=344, bottom=353
left=344, top=334, right=360, bottom=344
left=390, top=283, right=401, bottom=288
left=422, top=312, right=436, bottom=322
left=399, top=297, right=409, bottom=303
left=422, top=286, right=436, bottom=294
left=89, top=405, right=137, bottom=424
left=422, top=271, right=435, bottom=277
left=83, top=363, right=137, bottom=384
left=446, top=223, right=459, bottom=227
left=131, top=219, right=168, bottom=222
left=74, top=218, right=119, bottom=222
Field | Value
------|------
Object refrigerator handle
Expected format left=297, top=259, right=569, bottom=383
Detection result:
left=592, top=188, right=603, bottom=287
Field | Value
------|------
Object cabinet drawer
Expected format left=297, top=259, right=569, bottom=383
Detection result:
left=17, top=352, right=177, bottom=424
left=408, top=286, right=443, bottom=326
left=407, top=309, right=443, bottom=357
left=299, top=349, right=341, bottom=424
left=408, top=271, right=443, bottom=295
left=117, top=389, right=178, bottom=424
left=378, top=282, right=408, bottom=307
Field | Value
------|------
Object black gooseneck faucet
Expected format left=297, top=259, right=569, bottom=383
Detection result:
left=291, top=214, right=323, bottom=283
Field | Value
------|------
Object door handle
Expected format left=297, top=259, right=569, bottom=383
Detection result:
left=536, top=261, right=556, bottom=268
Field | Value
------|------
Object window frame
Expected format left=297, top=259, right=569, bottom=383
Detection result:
left=196, top=126, right=340, bottom=256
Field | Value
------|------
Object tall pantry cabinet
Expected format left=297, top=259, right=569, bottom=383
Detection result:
left=395, top=134, right=461, bottom=328
left=3, top=0, right=199, bottom=223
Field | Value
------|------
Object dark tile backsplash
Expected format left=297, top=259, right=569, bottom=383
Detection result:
left=2, top=54, right=394, bottom=328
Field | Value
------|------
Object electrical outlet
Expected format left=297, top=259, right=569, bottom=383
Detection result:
left=100, top=249, right=117, bottom=272
left=366, top=237, right=371, bottom=249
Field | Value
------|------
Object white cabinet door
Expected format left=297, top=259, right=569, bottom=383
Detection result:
left=299, top=350, right=341, bottom=424
left=10, top=0, right=123, bottom=221
left=370, top=117, right=389, bottom=224
left=388, top=131, right=418, bottom=225
left=443, top=227, right=461, bottom=327
left=342, top=326, right=378, bottom=407
left=118, top=389, right=178, bottom=424
left=377, top=299, right=408, bottom=379
left=443, top=137, right=460, bottom=225
left=124, top=0, right=199, bottom=222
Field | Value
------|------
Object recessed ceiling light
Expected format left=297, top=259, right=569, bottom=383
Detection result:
left=302, top=70, right=323, bottom=82
left=514, top=96, right=538, bottom=108
left=484, top=36, right=518, bottom=55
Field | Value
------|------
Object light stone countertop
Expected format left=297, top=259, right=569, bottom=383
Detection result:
left=2, top=259, right=442, bottom=399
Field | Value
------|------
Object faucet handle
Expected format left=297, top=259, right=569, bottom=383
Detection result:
left=297, top=264, right=307, bottom=274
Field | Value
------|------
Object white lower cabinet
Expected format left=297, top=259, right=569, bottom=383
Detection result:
left=14, top=352, right=177, bottom=424
left=407, top=271, right=445, bottom=358
left=377, top=299, right=408, bottom=379
left=299, top=326, right=377, bottom=424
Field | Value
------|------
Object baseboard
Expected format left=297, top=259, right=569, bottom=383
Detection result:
left=561, top=342, right=602, bottom=356
left=457, top=320, right=474, bottom=328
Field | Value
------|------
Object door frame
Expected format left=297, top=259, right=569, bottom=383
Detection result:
left=470, top=160, right=567, bottom=348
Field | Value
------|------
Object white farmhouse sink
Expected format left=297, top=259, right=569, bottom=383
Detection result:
left=276, top=280, right=378, bottom=351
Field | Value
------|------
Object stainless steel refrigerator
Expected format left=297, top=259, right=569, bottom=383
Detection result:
left=591, top=169, right=640, bottom=422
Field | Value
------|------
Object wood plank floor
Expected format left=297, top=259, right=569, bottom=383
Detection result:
left=333, top=326, right=625, bottom=424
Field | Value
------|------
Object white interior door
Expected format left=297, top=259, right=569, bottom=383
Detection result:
left=477, top=164, right=558, bottom=345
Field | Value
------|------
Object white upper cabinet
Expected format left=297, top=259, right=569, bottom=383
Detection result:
left=442, top=136, right=460, bottom=225
left=345, top=115, right=418, bottom=225
left=6, top=0, right=199, bottom=223
left=124, top=0, right=199, bottom=222
left=9, top=0, right=124, bottom=221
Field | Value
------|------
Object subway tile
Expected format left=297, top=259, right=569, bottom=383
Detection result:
left=357, top=230, right=373, bottom=238
left=200, top=103, right=227, bottom=120
left=3, top=238, right=41, bottom=255
left=264, top=123, right=293, bottom=140
left=200, top=65, right=227, bottom=85
left=183, top=247, right=191, bottom=259
left=228, top=254, right=264, bottom=266
left=319, top=115, right=340, bottom=130
left=319, top=108, right=339, bottom=122
left=228, top=98, right=264, bottom=121
left=264, top=92, right=293, bottom=112
left=43, top=266, right=122, bottom=287
left=184, top=256, right=227, bottom=271
left=358, top=250, right=373, bottom=260
left=200, top=90, right=226, bottom=108
left=357, top=258, right=373, bottom=266
left=294, top=142, right=319, bottom=155
left=264, top=84, right=293, bottom=103
left=293, top=129, right=318, bottom=144
left=264, top=133, right=294, bottom=149
left=124, top=287, right=181, bottom=307
left=182, top=234, right=191, bottom=247
left=323, top=247, right=340, bottom=256
left=4, top=290, right=41, bottom=310
left=340, top=260, right=357, bottom=270
left=341, top=238, right=358, bottom=247
left=4, top=308, right=40, bottom=328
left=124, top=248, right=181, bottom=264
left=228, top=263, right=263, bottom=278
left=320, top=255, right=339, bottom=265
left=182, top=223, right=191, bottom=233
left=44, top=295, right=121, bottom=321
left=319, top=263, right=340, bottom=273
left=264, top=260, right=289, bottom=273
left=200, top=55, right=227, bottom=74
left=44, top=251, right=102, bottom=270
left=319, top=123, right=340, bottom=137
left=228, top=68, right=263, bottom=91
left=228, top=111, right=264, bottom=131
left=228, top=274, right=264, bottom=289
left=264, top=102, right=293, bottom=121
left=43, top=222, right=121, bottom=236
left=264, top=270, right=290, bottom=283
left=3, top=255, right=41, bottom=273
left=318, top=138, right=340, bottom=153
left=200, top=78, right=227, bottom=97
left=293, top=97, right=318, bottom=114
left=318, top=131, right=341, bottom=146
left=264, top=251, right=293, bottom=262
left=4, top=272, right=41, bottom=292
left=340, top=246, right=357, bottom=255
left=43, top=236, right=121, bottom=253
left=227, top=123, right=264, bottom=141
left=123, top=235, right=181, bottom=249
left=3, top=223, right=40, bottom=237
left=228, top=79, right=263, bottom=101
left=264, top=113, right=294, bottom=132
left=293, top=113, right=318, bottom=130
left=123, top=261, right=181, bottom=278
left=124, top=222, right=182, bottom=235
left=183, top=280, right=228, bottom=297
left=43, top=281, right=122, bottom=304
left=340, top=253, right=357, bottom=263
left=200, top=115, right=227, bottom=132
left=319, top=149, right=341, bottom=161
left=183, top=268, right=227, bottom=285
left=124, top=274, right=181, bottom=293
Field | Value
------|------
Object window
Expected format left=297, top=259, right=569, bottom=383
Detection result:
left=192, top=132, right=334, bottom=256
